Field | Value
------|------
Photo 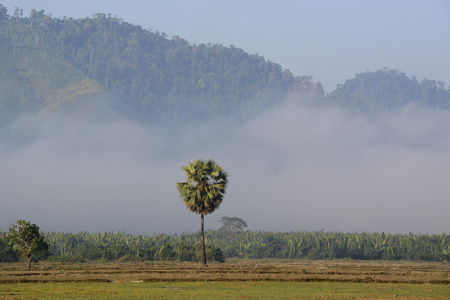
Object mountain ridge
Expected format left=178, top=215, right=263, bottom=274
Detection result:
left=1, top=5, right=449, bottom=127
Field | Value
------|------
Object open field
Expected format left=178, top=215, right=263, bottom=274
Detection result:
left=1, top=281, right=450, bottom=299
left=0, top=260, right=449, bottom=299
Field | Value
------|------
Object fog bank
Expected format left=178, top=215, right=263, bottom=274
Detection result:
left=1, top=104, right=449, bottom=235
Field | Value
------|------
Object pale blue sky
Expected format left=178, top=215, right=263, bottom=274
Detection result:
left=2, top=0, right=450, bottom=92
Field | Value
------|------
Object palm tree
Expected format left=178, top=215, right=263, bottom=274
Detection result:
left=177, top=159, right=228, bottom=266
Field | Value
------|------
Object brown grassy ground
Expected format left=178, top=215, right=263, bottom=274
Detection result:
left=1, top=260, right=449, bottom=284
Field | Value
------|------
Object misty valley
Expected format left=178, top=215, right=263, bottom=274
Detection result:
left=1, top=4, right=450, bottom=268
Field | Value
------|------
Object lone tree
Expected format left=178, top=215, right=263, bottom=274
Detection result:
left=219, top=217, right=247, bottom=232
left=177, top=159, right=228, bottom=266
left=7, top=220, right=49, bottom=270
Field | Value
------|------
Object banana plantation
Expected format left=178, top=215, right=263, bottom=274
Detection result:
left=209, top=230, right=450, bottom=261
left=1, top=230, right=449, bottom=263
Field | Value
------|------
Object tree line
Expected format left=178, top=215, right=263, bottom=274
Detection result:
left=1, top=229, right=449, bottom=264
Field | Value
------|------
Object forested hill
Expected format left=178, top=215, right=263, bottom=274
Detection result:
left=326, top=69, right=450, bottom=115
left=1, top=5, right=449, bottom=127
left=0, top=6, right=323, bottom=126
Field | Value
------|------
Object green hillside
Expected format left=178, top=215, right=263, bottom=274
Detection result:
left=1, top=5, right=449, bottom=127
left=327, top=68, right=450, bottom=115
left=0, top=6, right=323, bottom=126
left=0, top=9, right=117, bottom=124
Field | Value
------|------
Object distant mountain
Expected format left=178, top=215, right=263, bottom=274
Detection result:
left=1, top=5, right=449, bottom=127
left=326, top=69, right=450, bottom=115
left=0, top=6, right=323, bottom=126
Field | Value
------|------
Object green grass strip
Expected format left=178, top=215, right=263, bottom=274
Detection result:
left=1, top=281, right=449, bottom=299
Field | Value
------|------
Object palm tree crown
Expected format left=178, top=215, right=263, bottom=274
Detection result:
left=177, top=159, right=228, bottom=215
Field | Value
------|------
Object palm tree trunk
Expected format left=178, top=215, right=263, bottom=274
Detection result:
left=200, top=214, right=207, bottom=266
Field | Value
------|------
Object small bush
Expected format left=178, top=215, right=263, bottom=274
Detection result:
left=118, top=254, right=143, bottom=262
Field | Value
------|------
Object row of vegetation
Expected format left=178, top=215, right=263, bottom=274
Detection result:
left=2, top=226, right=449, bottom=266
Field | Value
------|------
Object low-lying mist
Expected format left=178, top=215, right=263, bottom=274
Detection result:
left=1, top=102, right=449, bottom=235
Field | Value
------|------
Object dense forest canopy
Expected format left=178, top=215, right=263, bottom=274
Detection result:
left=0, top=5, right=323, bottom=127
left=1, top=4, right=449, bottom=128
left=326, top=68, right=450, bottom=115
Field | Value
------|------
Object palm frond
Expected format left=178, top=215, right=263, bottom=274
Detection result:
left=177, top=159, right=228, bottom=216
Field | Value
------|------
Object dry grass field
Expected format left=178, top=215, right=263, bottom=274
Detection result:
left=0, top=260, right=449, bottom=299
left=1, top=260, right=449, bottom=284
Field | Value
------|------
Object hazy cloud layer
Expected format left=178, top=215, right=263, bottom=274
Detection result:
left=1, top=104, right=449, bottom=235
